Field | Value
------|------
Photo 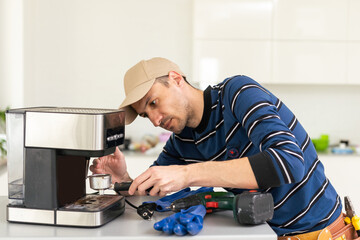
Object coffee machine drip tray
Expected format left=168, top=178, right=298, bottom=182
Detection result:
left=7, top=194, right=125, bottom=227
left=61, top=194, right=123, bottom=212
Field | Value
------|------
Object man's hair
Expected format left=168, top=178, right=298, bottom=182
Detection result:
left=155, top=75, right=192, bottom=88
left=155, top=75, right=170, bottom=87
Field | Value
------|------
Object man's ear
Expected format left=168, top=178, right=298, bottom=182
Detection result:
left=168, top=71, right=183, bottom=85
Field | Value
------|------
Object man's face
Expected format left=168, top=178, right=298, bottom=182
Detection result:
left=131, top=78, right=190, bottom=134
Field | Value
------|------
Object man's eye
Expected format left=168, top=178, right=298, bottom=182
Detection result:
left=150, top=100, right=156, bottom=105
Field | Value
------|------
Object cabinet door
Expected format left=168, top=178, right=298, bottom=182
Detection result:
left=320, top=155, right=360, bottom=210
left=272, top=42, right=347, bottom=84
left=193, top=0, right=273, bottom=87
left=194, top=40, right=272, bottom=88
left=348, top=43, right=360, bottom=85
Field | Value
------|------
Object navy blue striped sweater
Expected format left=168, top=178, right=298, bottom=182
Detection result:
left=153, top=75, right=341, bottom=236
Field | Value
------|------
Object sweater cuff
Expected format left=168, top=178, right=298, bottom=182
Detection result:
left=248, top=151, right=280, bottom=188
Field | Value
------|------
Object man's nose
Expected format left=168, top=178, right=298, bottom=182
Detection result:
left=149, top=112, right=162, bottom=127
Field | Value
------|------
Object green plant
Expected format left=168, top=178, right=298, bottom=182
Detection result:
left=0, top=139, right=6, bottom=156
left=0, top=110, right=5, bottom=122
left=0, top=110, right=5, bottom=132
left=0, top=107, right=9, bottom=157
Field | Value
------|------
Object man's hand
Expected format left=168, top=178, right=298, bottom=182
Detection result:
left=128, top=157, right=259, bottom=196
left=128, top=165, right=189, bottom=196
left=89, top=147, right=131, bottom=183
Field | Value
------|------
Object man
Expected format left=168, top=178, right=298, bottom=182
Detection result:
left=90, top=57, right=342, bottom=238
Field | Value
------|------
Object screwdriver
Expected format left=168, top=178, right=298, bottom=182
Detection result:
left=344, top=196, right=360, bottom=237
left=113, top=181, right=153, bottom=194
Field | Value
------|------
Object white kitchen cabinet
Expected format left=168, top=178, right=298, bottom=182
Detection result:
left=193, top=0, right=273, bottom=40
left=193, top=0, right=360, bottom=86
left=194, top=40, right=272, bottom=88
left=272, top=41, right=347, bottom=84
left=273, top=0, right=347, bottom=41
left=348, top=43, right=360, bottom=85
left=193, top=0, right=273, bottom=86
left=349, top=0, right=360, bottom=41
left=320, top=154, right=360, bottom=210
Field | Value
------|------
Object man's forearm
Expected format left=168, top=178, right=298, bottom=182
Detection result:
left=186, top=157, right=259, bottom=189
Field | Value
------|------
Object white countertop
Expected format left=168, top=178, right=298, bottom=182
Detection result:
left=0, top=196, right=277, bottom=240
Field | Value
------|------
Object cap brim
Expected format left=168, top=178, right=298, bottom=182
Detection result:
left=119, top=79, right=156, bottom=125
left=120, top=106, right=137, bottom=125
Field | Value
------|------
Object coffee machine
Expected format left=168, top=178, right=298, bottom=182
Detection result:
left=6, top=107, right=125, bottom=227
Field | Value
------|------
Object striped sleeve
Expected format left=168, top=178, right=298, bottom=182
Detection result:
left=223, top=76, right=305, bottom=188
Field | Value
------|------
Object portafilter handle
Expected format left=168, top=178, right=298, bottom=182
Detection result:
left=88, top=176, right=152, bottom=195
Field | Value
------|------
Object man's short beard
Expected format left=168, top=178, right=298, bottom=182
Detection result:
left=180, top=103, right=192, bottom=132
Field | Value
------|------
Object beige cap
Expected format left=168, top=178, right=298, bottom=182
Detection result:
left=119, top=57, right=185, bottom=125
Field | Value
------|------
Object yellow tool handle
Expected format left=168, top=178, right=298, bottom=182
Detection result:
left=352, top=215, right=360, bottom=231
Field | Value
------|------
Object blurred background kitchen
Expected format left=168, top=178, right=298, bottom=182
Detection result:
left=1, top=0, right=359, bottom=207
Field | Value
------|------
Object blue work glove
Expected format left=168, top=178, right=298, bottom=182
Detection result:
left=154, top=205, right=206, bottom=236
left=144, top=187, right=213, bottom=212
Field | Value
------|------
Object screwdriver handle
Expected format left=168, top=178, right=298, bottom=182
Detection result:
left=170, top=195, right=202, bottom=212
left=114, top=181, right=132, bottom=193
left=113, top=181, right=153, bottom=194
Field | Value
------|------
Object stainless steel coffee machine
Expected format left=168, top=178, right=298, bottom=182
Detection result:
left=6, top=107, right=126, bottom=227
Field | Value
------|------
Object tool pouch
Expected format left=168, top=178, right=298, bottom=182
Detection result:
left=279, top=213, right=360, bottom=240
left=326, top=213, right=360, bottom=240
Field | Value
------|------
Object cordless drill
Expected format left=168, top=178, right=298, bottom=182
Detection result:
left=170, top=191, right=274, bottom=225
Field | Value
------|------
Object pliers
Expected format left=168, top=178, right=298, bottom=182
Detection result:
left=344, top=196, right=360, bottom=237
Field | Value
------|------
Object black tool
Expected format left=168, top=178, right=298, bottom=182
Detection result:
left=113, top=181, right=153, bottom=193
left=170, top=191, right=274, bottom=225
left=113, top=181, right=132, bottom=193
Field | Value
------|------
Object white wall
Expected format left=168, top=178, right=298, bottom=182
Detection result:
left=0, top=166, right=6, bottom=196
left=0, top=0, right=23, bottom=109
left=22, top=0, right=193, bottom=109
